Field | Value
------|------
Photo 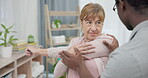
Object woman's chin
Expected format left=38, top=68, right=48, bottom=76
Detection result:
left=88, top=37, right=97, bottom=41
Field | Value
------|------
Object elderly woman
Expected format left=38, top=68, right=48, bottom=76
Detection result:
left=26, top=3, right=118, bottom=78
left=53, top=3, right=118, bottom=78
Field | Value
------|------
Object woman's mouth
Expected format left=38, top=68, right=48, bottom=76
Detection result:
left=89, top=33, right=98, bottom=35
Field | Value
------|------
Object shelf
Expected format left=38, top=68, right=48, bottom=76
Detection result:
left=17, top=60, right=32, bottom=78
left=49, top=11, right=80, bottom=16
left=50, top=25, right=80, bottom=31
left=0, top=62, right=15, bottom=77
left=47, top=41, right=69, bottom=46
left=0, top=58, right=14, bottom=69
left=0, top=68, right=14, bottom=77
left=17, top=56, right=32, bottom=67
left=32, top=55, right=43, bottom=64
left=45, top=4, right=80, bottom=78
left=53, top=42, right=70, bottom=46
left=0, top=52, right=42, bottom=78
left=33, top=73, right=43, bottom=78
left=12, top=52, right=26, bottom=60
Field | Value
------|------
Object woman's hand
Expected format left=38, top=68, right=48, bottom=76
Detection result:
left=25, top=46, right=41, bottom=56
left=103, top=34, right=119, bottom=52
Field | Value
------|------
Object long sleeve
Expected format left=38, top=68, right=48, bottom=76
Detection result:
left=54, top=60, right=68, bottom=78
left=47, top=47, right=68, bottom=58
left=85, top=35, right=113, bottom=59
left=54, top=37, right=81, bottom=77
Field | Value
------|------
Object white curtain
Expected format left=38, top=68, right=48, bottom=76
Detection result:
left=0, top=0, right=14, bottom=28
left=0, top=0, right=39, bottom=43
left=79, top=0, right=131, bottom=46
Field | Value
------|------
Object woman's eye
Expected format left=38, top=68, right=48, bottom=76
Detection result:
left=86, top=21, right=91, bottom=24
left=96, top=21, right=101, bottom=24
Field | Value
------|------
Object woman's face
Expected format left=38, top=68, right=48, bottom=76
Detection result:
left=81, top=17, right=103, bottom=41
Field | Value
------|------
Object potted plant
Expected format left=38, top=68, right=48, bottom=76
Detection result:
left=52, top=19, right=62, bottom=28
left=0, top=31, right=2, bottom=56
left=0, top=24, right=18, bottom=58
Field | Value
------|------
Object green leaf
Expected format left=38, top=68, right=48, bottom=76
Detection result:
left=8, top=36, right=13, bottom=44
left=12, top=38, right=18, bottom=40
left=54, top=19, right=62, bottom=28
left=1, top=24, right=7, bottom=30
left=0, top=38, right=5, bottom=41
left=4, top=33, right=7, bottom=39
left=9, top=35, right=14, bottom=40
left=6, top=29, right=10, bottom=33
left=10, top=42, right=15, bottom=46
left=0, top=43, right=4, bottom=46
left=0, top=24, right=18, bottom=47
left=11, top=31, right=17, bottom=33
left=8, top=26, right=13, bottom=30
left=8, top=36, right=18, bottom=46
left=0, top=32, right=2, bottom=36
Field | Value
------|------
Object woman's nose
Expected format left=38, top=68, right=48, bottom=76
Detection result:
left=90, top=24, right=97, bottom=31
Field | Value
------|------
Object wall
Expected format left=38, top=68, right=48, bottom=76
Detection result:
left=0, top=0, right=39, bottom=43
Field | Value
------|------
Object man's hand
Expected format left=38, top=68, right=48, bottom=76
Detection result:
left=103, top=34, right=119, bottom=52
left=60, top=48, right=94, bottom=78
left=59, top=48, right=84, bottom=70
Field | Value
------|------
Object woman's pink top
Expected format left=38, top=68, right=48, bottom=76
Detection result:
left=48, top=34, right=113, bottom=78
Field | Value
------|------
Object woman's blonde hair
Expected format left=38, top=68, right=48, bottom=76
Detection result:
left=80, top=3, right=105, bottom=22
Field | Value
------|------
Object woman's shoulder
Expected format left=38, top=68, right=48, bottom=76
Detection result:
left=95, top=34, right=113, bottom=44
left=71, top=37, right=84, bottom=41
left=70, top=37, right=84, bottom=44
left=97, top=34, right=113, bottom=40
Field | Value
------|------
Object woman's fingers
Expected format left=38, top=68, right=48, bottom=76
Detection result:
left=76, top=43, right=95, bottom=51
left=78, top=43, right=92, bottom=48
left=81, top=50, right=95, bottom=55
left=82, top=55, right=91, bottom=60
left=74, top=47, right=81, bottom=55
left=79, top=45, right=95, bottom=51
left=25, top=47, right=34, bottom=56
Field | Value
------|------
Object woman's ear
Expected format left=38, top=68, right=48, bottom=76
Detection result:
left=80, top=20, right=83, bottom=29
left=80, top=20, right=84, bottom=36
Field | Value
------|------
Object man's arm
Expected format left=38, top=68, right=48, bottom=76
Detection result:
left=59, top=48, right=94, bottom=78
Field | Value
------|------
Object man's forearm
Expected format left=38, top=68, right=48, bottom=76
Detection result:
left=77, top=62, right=94, bottom=78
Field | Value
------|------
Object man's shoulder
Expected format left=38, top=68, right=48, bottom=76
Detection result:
left=103, top=43, right=148, bottom=78
left=102, top=49, right=140, bottom=78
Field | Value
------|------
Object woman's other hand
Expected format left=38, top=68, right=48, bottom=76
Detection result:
left=103, top=34, right=119, bottom=52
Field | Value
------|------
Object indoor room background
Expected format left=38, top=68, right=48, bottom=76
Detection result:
left=0, top=0, right=131, bottom=78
